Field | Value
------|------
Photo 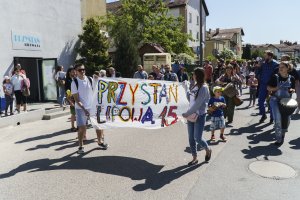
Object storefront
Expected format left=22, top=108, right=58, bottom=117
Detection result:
left=0, top=0, right=81, bottom=102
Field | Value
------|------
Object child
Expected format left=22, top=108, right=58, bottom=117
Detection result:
left=247, top=72, right=258, bottom=107
left=208, top=86, right=227, bottom=142
left=2, top=76, right=14, bottom=116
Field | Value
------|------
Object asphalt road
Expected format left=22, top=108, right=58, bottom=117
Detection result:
left=0, top=93, right=300, bottom=200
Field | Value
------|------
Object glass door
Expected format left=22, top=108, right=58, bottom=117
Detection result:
left=39, top=58, right=57, bottom=101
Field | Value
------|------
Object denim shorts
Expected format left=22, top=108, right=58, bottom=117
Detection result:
left=76, top=109, right=90, bottom=127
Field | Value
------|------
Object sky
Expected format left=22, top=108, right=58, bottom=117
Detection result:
left=106, top=0, right=300, bottom=44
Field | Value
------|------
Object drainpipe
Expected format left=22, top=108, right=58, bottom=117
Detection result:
left=199, top=0, right=203, bottom=66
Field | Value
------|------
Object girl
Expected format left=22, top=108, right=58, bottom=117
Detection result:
left=3, top=76, right=14, bottom=116
left=182, top=68, right=212, bottom=165
left=247, top=72, right=258, bottom=107
left=267, top=61, right=295, bottom=146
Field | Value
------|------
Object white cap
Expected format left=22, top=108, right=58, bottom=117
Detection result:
left=4, top=76, right=10, bottom=80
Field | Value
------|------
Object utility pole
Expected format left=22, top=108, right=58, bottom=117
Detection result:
left=199, top=0, right=203, bottom=66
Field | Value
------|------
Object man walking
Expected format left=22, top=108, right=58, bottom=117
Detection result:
left=133, top=65, right=148, bottom=79
left=71, top=63, right=108, bottom=154
left=258, top=51, right=279, bottom=123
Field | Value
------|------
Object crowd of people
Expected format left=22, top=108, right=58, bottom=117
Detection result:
left=1, top=51, right=300, bottom=163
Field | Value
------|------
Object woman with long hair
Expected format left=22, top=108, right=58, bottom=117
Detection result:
left=55, top=65, right=66, bottom=107
left=216, top=64, right=241, bottom=124
left=182, top=67, right=212, bottom=165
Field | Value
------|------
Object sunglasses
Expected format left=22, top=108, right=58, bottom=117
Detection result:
left=77, top=68, right=85, bottom=72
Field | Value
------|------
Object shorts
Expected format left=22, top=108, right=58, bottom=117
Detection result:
left=70, top=106, right=75, bottom=115
left=210, top=116, right=225, bottom=131
left=14, top=90, right=27, bottom=105
left=76, top=108, right=90, bottom=127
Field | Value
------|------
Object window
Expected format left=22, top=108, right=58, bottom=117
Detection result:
left=197, top=16, right=199, bottom=25
left=196, top=32, right=199, bottom=40
left=189, top=30, right=192, bottom=37
left=189, top=13, right=192, bottom=23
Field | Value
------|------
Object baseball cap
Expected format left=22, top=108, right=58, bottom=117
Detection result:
left=213, top=86, right=224, bottom=93
left=4, top=76, right=10, bottom=80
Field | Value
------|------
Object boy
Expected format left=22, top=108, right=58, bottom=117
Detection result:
left=208, top=86, right=227, bottom=142
left=247, top=72, right=258, bottom=107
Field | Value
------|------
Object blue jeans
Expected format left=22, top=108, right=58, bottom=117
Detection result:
left=58, top=86, right=65, bottom=106
left=187, top=114, right=209, bottom=157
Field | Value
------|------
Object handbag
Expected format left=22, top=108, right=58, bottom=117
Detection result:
left=22, top=87, right=30, bottom=97
left=185, top=113, right=199, bottom=122
left=233, top=95, right=243, bottom=106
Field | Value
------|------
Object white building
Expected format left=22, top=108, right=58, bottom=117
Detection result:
left=0, top=0, right=81, bottom=102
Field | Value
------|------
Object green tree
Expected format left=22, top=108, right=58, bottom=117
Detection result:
left=251, top=49, right=264, bottom=59
left=242, top=44, right=252, bottom=60
left=104, top=0, right=193, bottom=75
left=114, top=24, right=140, bottom=77
left=76, top=18, right=109, bottom=75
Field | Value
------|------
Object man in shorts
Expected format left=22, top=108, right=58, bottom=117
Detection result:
left=71, top=63, right=108, bottom=154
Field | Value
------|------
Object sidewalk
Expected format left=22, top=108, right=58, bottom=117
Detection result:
left=0, top=102, right=66, bottom=129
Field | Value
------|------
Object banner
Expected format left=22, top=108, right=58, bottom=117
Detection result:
left=90, top=78, right=189, bottom=129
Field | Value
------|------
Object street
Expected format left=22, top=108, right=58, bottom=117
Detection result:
left=1, top=95, right=300, bottom=200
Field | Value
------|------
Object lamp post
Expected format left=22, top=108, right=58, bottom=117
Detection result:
left=199, top=0, right=203, bottom=66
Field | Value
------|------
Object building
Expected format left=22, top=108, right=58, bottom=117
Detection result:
left=106, top=0, right=209, bottom=54
left=0, top=0, right=81, bottom=102
left=81, top=0, right=107, bottom=25
left=251, top=43, right=299, bottom=59
left=205, top=28, right=245, bottom=58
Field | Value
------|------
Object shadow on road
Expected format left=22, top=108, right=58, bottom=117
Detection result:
left=25, top=139, right=96, bottom=151
left=16, top=129, right=71, bottom=144
left=229, top=122, right=270, bottom=136
left=0, top=149, right=203, bottom=191
left=291, top=114, right=300, bottom=121
left=289, top=138, right=300, bottom=150
left=241, top=144, right=282, bottom=159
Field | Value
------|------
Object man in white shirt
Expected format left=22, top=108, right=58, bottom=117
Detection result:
left=71, top=63, right=108, bottom=154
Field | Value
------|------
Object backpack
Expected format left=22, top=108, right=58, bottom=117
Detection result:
left=73, top=76, right=93, bottom=90
left=57, top=79, right=65, bottom=87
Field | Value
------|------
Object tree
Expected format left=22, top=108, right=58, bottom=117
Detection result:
left=114, top=24, right=140, bottom=77
left=104, top=0, right=193, bottom=75
left=242, top=44, right=252, bottom=60
left=219, top=48, right=236, bottom=60
left=76, top=18, right=110, bottom=75
left=251, top=49, right=264, bottom=59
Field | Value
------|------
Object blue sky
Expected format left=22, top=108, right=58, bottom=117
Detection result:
left=106, top=0, right=300, bottom=44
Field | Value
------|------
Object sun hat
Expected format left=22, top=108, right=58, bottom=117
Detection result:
left=213, top=86, right=224, bottom=93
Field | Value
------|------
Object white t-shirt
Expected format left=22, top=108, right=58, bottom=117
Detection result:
left=71, top=76, right=93, bottom=110
left=3, top=83, right=14, bottom=95
left=55, top=71, right=66, bottom=81
left=11, top=74, right=25, bottom=91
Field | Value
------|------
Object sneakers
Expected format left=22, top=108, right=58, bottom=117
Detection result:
left=77, top=146, right=84, bottom=154
left=210, top=135, right=216, bottom=141
left=98, top=142, right=108, bottom=150
left=220, top=134, right=227, bottom=142
left=259, top=115, right=267, bottom=123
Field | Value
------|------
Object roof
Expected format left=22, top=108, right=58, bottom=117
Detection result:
left=252, top=43, right=297, bottom=52
left=207, top=28, right=245, bottom=40
left=107, top=0, right=209, bottom=16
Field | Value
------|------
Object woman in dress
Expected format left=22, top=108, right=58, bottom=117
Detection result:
left=182, top=68, right=212, bottom=165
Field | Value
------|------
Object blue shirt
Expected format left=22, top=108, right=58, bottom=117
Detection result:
left=259, top=60, right=279, bottom=85
left=208, top=96, right=226, bottom=117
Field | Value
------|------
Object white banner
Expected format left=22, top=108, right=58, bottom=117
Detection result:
left=11, top=30, right=42, bottom=51
left=90, top=78, right=189, bottom=129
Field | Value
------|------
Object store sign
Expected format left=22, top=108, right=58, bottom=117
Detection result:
left=11, top=30, right=42, bottom=51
